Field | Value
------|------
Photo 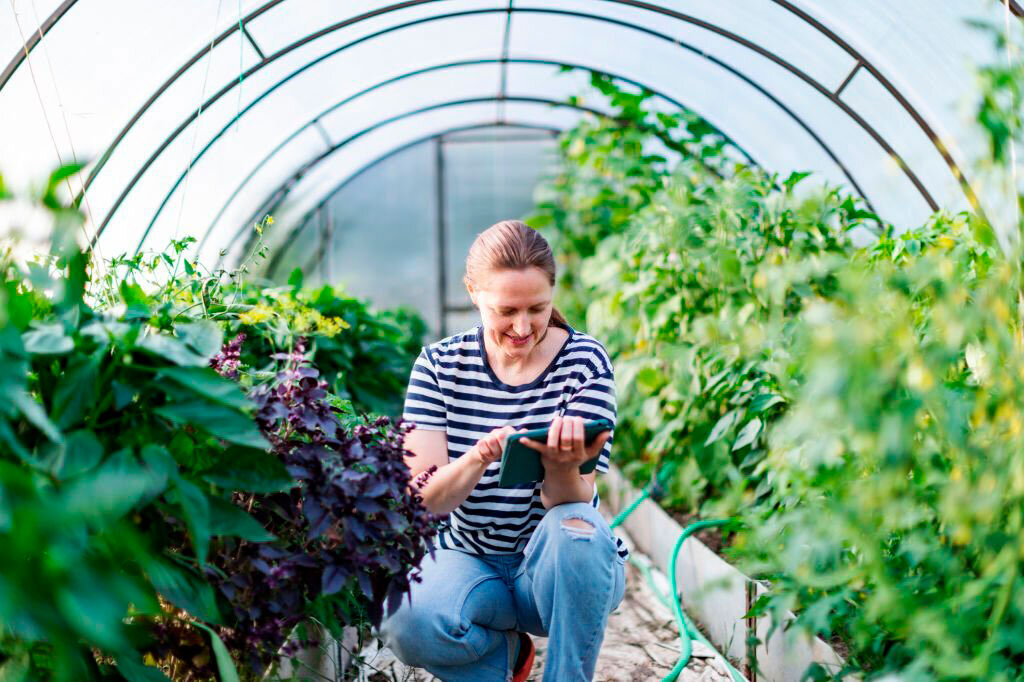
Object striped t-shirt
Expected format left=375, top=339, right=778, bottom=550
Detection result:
left=402, top=322, right=628, bottom=560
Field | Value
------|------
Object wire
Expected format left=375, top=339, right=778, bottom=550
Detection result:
left=173, top=0, right=226, bottom=244
left=8, top=0, right=99, bottom=259
left=26, top=0, right=107, bottom=271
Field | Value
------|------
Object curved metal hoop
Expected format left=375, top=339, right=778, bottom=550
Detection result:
left=265, top=122, right=561, bottom=279
left=141, top=57, right=758, bottom=255
left=100, top=5, right=883, bottom=247
left=6, top=0, right=999, bottom=235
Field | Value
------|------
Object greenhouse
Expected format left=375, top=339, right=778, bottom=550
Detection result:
left=1, top=1, right=1023, bottom=680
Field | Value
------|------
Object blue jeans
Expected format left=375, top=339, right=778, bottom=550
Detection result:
left=379, top=502, right=626, bottom=681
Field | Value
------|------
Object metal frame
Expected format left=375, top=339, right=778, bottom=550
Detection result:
left=434, top=137, right=447, bottom=337
left=218, top=96, right=613, bottom=265
left=109, top=5, right=811, bottom=245
left=6, top=0, right=1013, bottom=244
left=274, top=122, right=560, bottom=280
left=98, top=5, right=883, bottom=251
left=141, top=57, right=756, bottom=255
left=272, top=122, right=560, bottom=338
left=0, top=0, right=77, bottom=91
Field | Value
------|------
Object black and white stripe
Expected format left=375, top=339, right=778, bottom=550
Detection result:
left=403, top=323, right=629, bottom=560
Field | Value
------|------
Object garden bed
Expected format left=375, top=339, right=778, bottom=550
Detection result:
left=602, top=467, right=849, bottom=682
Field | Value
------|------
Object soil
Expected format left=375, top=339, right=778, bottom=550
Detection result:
left=351, top=535, right=736, bottom=682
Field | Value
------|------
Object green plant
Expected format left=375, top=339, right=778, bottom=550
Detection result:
left=0, top=169, right=435, bottom=681
left=533, top=58, right=1024, bottom=680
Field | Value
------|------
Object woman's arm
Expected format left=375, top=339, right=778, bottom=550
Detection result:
left=404, top=425, right=519, bottom=515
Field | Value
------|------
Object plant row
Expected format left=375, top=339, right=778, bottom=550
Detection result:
left=0, top=182, right=433, bottom=681
left=530, top=69, right=1024, bottom=680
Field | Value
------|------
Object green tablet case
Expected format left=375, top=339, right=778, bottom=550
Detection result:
left=497, top=418, right=613, bottom=487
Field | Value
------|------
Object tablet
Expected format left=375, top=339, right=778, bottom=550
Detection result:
left=497, top=418, right=614, bottom=488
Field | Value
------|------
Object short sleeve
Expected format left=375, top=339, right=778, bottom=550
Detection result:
left=402, top=348, right=448, bottom=431
left=563, top=362, right=617, bottom=474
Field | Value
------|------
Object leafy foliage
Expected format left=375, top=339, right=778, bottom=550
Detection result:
left=534, top=62, right=1024, bottom=681
left=0, top=178, right=434, bottom=680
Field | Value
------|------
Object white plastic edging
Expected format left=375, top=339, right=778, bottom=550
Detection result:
left=602, top=466, right=852, bottom=682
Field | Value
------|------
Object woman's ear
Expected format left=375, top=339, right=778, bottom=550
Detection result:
left=466, top=282, right=477, bottom=306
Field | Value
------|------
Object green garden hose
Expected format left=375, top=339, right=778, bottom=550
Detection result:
left=609, top=468, right=746, bottom=682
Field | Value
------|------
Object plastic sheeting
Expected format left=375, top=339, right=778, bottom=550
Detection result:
left=1, top=0, right=1020, bottom=261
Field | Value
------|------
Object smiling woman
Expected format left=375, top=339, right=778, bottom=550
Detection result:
left=379, top=220, right=625, bottom=682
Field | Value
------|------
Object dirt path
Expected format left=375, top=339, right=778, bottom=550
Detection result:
left=353, top=528, right=737, bottom=682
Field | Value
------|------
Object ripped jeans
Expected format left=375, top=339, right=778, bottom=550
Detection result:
left=378, top=502, right=626, bottom=682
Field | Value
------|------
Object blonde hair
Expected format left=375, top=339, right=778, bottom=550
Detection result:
left=463, top=220, right=569, bottom=328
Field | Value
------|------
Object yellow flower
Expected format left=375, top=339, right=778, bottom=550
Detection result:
left=239, top=303, right=274, bottom=325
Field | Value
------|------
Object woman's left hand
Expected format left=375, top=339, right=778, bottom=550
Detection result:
left=519, top=415, right=611, bottom=472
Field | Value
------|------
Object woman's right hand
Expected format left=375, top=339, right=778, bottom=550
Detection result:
left=471, top=426, right=522, bottom=466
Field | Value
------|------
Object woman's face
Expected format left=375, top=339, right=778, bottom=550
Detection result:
left=468, top=267, right=553, bottom=360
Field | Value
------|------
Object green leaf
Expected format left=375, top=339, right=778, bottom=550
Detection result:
left=0, top=417, right=32, bottom=464
left=46, top=162, right=84, bottom=194
left=731, top=417, right=762, bottom=451
left=634, top=365, right=663, bottom=393
left=207, top=496, right=275, bottom=542
left=137, top=333, right=207, bottom=367
left=22, top=323, right=73, bottom=354
left=10, top=388, right=62, bottom=443
left=120, top=281, right=152, bottom=320
left=176, top=320, right=223, bottom=359
left=80, top=319, right=132, bottom=346
left=191, top=621, right=241, bottom=682
left=112, top=380, right=137, bottom=409
left=146, top=558, right=222, bottom=624
left=52, top=353, right=100, bottom=429
left=140, top=444, right=178, bottom=481
left=704, top=409, right=738, bottom=446
left=170, top=478, right=211, bottom=566
left=157, top=366, right=250, bottom=410
left=46, top=429, right=103, bottom=479
left=155, top=400, right=268, bottom=449
left=202, top=447, right=294, bottom=493
left=749, top=393, right=785, bottom=413
left=62, top=456, right=161, bottom=522
left=783, top=171, right=812, bottom=193
left=288, top=267, right=304, bottom=292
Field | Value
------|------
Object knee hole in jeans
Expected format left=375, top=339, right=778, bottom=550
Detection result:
left=560, top=516, right=596, bottom=540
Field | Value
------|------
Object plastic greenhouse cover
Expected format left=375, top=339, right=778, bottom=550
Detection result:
left=1, top=0, right=1021, bottom=256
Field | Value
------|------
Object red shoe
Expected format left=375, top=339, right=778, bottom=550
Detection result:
left=511, top=631, right=535, bottom=682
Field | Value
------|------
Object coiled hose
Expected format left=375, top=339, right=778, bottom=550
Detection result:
left=608, top=465, right=746, bottom=682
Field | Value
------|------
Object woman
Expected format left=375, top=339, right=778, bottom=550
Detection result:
left=380, top=220, right=627, bottom=682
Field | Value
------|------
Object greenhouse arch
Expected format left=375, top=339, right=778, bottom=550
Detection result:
left=5, top=0, right=1020, bottom=264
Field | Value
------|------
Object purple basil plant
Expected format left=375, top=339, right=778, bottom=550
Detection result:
left=202, top=336, right=439, bottom=674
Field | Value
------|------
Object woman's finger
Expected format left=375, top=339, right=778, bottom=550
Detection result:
left=519, top=437, right=543, bottom=452
left=548, top=415, right=562, bottom=450
left=560, top=416, right=574, bottom=451
left=572, top=416, right=585, bottom=453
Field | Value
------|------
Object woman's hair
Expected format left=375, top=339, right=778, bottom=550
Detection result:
left=463, top=219, right=569, bottom=328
